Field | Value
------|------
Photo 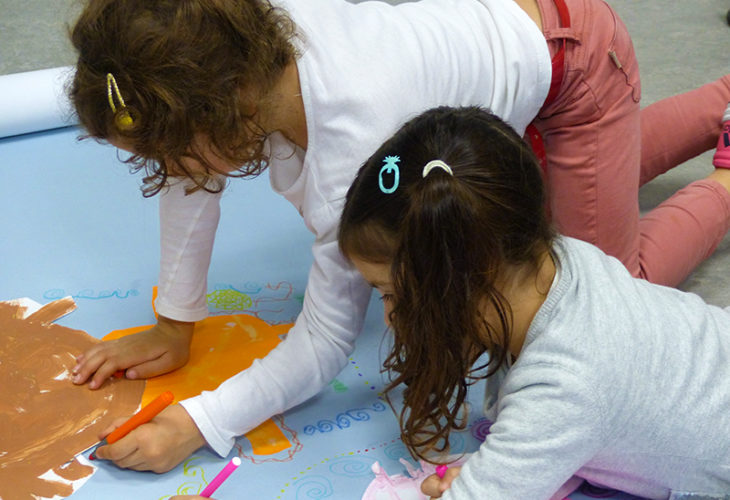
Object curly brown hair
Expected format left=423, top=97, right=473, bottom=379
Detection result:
left=68, top=0, right=298, bottom=196
left=339, top=106, right=555, bottom=462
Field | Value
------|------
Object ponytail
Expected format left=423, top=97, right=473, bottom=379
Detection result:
left=339, top=106, right=554, bottom=461
left=387, top=165, right=511, bottom=457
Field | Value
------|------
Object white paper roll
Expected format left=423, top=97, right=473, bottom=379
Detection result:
left=0, top=66, right=78, bottom=138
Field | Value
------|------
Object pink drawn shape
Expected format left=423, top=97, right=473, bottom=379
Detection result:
left=361, top=458, right=583, bottom=500
left=361, top=458, right=466, bottom=500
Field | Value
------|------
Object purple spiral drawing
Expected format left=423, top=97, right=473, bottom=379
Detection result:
left=471, top=418, right=493, bottom=442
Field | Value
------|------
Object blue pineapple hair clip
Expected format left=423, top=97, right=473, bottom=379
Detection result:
left=378, top=155, right=400, bottom=194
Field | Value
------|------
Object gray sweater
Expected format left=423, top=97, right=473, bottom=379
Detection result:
left=444, top=236, right=730, bottom=500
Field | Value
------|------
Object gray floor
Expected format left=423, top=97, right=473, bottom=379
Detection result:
left=0, top=0, right=81, bottom=73
left=1, top=0, right=729, bottom=303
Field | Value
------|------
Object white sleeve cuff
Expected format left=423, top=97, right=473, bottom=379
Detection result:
left=179, top=395, right=235, bottom=457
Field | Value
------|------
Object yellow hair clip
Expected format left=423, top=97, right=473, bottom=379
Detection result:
left=106, top=73, right=134, bottom=130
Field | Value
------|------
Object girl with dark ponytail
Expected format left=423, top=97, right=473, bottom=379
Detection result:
left=339, top=106, right=730, bottom=499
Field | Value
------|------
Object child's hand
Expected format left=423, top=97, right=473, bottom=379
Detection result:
left=420, top=466, right=462, bottom=499
left=93, top=404, right=206, bottom=473
left=72, top=316, right=194, bottom=389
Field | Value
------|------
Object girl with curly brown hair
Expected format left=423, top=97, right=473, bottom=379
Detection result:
left=67, top=0, right=730, bottom=475
left=339, top=106, right=730, bottom=500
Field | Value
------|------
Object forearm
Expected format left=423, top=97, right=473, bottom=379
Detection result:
left=181, top=263, right=373, bottom=456
left=156, top=179, right=222, bottom=322
left=180, top=311, right=360, bottom=456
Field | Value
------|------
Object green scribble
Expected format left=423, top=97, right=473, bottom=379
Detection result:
left=295, top=294, right=305, bottom=305
left=157, top=456, right=208, bottom=499
left=207, top=289, right=253, bottom=311
left=330, top=378, right=348, bottom=393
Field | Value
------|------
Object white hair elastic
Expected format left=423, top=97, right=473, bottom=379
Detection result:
left=422, top=160, right=453, bottom=178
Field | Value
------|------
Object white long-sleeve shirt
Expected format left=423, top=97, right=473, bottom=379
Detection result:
left=160, top=0, right=551, bottom=456
left=444, top=237, right=730, bottom=500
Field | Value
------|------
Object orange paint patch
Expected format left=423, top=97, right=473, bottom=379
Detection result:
left=103, top=291, right=293, bottom=456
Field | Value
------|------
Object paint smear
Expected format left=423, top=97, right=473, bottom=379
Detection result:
left=103, top=289, right=294, bottom=455
left=0, top=298, right=146, bottom=499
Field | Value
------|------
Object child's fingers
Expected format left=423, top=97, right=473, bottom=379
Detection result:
left=95, top=425, right=166, bottom=471
left=91, top=405, right=206, bottom=473
left=97, top=415, right=130, bottom=441
left=421, top=466, right=462, bottom=498
left=440, top=466, right=461, bottom=490
left=123, top=351, right=183, bottom=379
left=98, top=419, right=188, bottom=473
left=73, top=333, right=157, bottom=388
left=94, top=433, right=138, bottom=464
left=105, top=448, right=147, bottom=471
left=438, top=466, right=461, bottom=495
left=75, top=359, right=119, bottom=390
left=87, top=357, right=128, bottom=390
left=420, top=474, right=443, bottom=497
left=73, top=339, right=138, bottom=388
left=72, top=344, right=110, bottom=386
left=73, top=321, right=193, bottom=387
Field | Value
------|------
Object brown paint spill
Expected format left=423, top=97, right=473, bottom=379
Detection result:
left=104, top=289, right=294, bottom=455
left=0, top=298, right=146, bottom=499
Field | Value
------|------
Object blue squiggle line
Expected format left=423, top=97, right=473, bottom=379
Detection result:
left=294, top=475, right=333, bottom=499
left=383, top=441, right=410, bottom=461
left=302, top=402, right=387, bottom=435
left=43, top=288, right=140, bottom=300
left=327, top=456, right=374, bottom=478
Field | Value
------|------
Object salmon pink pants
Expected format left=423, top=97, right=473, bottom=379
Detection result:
left=534, top=0, right=730, bottom=286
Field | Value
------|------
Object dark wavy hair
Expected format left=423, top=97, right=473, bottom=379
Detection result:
left=339, top=106, right=555, bottom=461
left=68, top=0, right=297, bottom=196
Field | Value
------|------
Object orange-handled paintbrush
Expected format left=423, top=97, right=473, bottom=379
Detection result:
left=88, top=391, right=174, bottom=460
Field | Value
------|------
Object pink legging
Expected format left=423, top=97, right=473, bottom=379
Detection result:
left=533, top=0, right=730, bottom=286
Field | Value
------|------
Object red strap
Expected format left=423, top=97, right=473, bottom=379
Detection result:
left=544, top=0, right=570, bottom=108
left=528, top=0, right=571, bottom=191
left=553, top=0, right=570, bottom=27
left=544, top=47, right=565, bottom=107
left=526, top=123, right=547, bottom=171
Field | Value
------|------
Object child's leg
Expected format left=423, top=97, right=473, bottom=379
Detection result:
left=640, top=75, right=730, bottom=186
left=535, top=0, right=644, bottom=277
left=635, top=77, right=730, bottom=285
left=534, top=0, right=730, bottom=286
left=638, top=179, right=730, bottom=285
